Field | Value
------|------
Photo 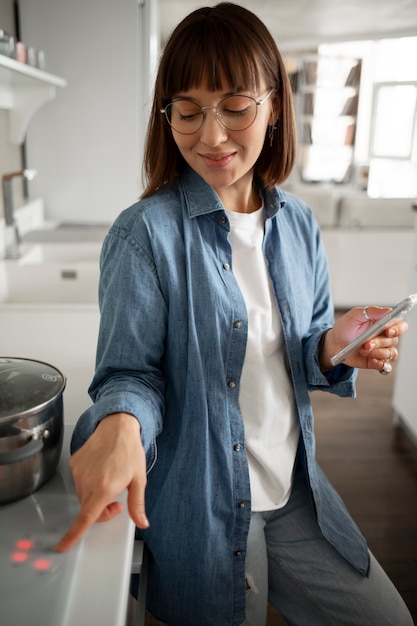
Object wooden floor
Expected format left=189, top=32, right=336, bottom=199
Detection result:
left=144, top=363, right=417, bottom=625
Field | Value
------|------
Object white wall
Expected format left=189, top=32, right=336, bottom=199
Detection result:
left=19, top=0, right=159, bottom=224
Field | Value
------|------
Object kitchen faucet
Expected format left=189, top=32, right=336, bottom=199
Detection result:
left=2, top=169, right=37, bottom=259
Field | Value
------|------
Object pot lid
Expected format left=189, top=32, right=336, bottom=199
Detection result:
left=0, top=357, right=66, bottom=421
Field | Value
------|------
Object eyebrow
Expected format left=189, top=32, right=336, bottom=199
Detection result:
left=172, top=88, right=256, bottom=101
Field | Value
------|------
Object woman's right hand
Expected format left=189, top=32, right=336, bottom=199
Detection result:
left=54, top=412, right=149, bottom=553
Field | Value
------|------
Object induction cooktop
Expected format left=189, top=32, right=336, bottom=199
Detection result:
left=0, top=469, right=82, bottom=626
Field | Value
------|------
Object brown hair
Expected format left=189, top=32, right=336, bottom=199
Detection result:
left=141, top=2, right=296, bottom=197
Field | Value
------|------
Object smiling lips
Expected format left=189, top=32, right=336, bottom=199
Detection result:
left=200, top=152, right=236, bottom=168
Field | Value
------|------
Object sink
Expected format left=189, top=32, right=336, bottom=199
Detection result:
left=19, top=242, right=102, bottom=265
left=0, top=238, right=102, bottom=417
left=22, top=223, right=110, bottom=243
left=0, top=243, right=101, bottom=305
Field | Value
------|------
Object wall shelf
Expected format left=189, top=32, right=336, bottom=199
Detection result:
left=289, top=54, right=362, bottom=184
left=0, top=54, right=67, bottom=144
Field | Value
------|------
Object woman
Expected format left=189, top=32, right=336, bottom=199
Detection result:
left=56, top=4, right=413, bottom=625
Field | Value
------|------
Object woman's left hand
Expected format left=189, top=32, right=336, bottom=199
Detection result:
left=319, top=306, right=409, bottom=372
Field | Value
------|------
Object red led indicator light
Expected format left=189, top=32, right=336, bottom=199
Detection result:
left=33, top=558, right=52, bottom=572
left=11, top=551, right=29, bottom=564
left=15, top=539, right=34, bottom=551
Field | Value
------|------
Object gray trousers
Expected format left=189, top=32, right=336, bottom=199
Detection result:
left=244, top=469, right=414, bottom=626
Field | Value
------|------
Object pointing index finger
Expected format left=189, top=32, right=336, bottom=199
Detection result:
left=54, top=507, right=97, bottom=553
left=54, top=496, right=124, bottom=553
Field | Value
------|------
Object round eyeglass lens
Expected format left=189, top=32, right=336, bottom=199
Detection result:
left=166, top=100, right=204, bottom=134
left=217, top=95, right=257, bottom=131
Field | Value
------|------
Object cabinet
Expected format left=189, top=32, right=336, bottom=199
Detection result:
left=0, top=54, right=66, bottom=144
left=291, top=54, right=362, bottom=184
left=392, top=205, right=417, bottom=447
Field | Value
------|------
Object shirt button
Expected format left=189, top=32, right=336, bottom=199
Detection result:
left=234, top=550, right=243, bottom=557
left=233, top=443, right=241, bottom=451
left=228, top=380, right=236, bottom=388
left=238, top=501, right=246, bottom=508
left=220, top=215, right=227, bottom=224
left=223, top=263, right=230, bottom=270
left=234, top=320, right=243, bottom=329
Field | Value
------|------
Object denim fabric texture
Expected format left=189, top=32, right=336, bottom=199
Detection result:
left=71, top=166, right=365, bottom=626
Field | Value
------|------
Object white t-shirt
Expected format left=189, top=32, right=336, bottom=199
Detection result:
left=226, top=206, right=299, bottom=511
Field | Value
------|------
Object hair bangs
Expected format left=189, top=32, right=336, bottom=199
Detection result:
left=162, top=17, right=262, bottom=97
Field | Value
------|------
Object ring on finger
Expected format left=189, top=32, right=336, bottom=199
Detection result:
left=379, top=361, right=392, bottom=375
left=363, top=306, right=370, bottom=321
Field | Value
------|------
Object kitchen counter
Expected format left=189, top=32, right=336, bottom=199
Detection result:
left=0, top=425, right=138, bottom=626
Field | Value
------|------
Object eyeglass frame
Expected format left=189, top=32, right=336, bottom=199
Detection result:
left=160, top=88, right=276, bottom=135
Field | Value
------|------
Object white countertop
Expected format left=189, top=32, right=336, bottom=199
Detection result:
left=0, top=425, right=136, bottom=626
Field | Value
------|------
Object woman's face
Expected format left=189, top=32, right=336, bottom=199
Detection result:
left=169, top=80, right=275, bottom=212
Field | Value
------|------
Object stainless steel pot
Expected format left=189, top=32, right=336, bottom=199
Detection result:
left=0, top=357, right=66, bottom=504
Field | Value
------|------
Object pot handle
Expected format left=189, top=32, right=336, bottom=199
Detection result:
left=0, top=436, right=44, bottom=465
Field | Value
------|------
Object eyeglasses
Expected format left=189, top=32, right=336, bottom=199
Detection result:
left=160, top=88, right=275, bottom=135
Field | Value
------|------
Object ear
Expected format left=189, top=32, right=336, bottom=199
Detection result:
left=269, top=111, right=279, bottom=126
left=269, top=94, right=280, bottom=125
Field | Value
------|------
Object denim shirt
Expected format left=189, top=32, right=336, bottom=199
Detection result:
left=72, top=166, right=368, bottom=626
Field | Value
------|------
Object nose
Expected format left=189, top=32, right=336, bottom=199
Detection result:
left=199, top=108, right=228, bottom=146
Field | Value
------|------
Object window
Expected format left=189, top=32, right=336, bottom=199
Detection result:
left=371, top=84, right=416, bottom=158
left=318, top=37, right=417, bottom=197
left=367, top=38, right=417, bottom=197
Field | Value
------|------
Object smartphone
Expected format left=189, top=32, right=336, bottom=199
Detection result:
left=330, top=293, right=417, bottom=367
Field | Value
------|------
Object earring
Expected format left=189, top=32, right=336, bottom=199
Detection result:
left=269, top=124, right=277, bottom=147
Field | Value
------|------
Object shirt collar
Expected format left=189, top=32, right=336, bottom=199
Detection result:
left=178, top=165, right=286, bottom=219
